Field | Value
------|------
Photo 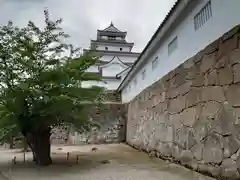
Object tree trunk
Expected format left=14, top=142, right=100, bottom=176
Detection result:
left=26, top=128, right=52, bottom=166
left=34, top=128, right=52, bottom=166
left=9, top=137, right=14, bottom=149
left=23, top=138, right=28, bottom=151
left=26, top=140, right=36, bottom=162
left=24, top=133, right=36, bottom=162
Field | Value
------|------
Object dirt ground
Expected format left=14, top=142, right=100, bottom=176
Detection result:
left=0, top=144, right=214, bottom=180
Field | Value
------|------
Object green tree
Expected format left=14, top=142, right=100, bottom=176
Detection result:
left=0, top=10, right=104, bottom=165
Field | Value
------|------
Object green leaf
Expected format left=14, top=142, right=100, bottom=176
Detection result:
left=0, top=9, right=104, bottom=144
left=45, top=59, right=60, bottom=66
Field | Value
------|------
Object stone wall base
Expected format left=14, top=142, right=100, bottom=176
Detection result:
left=126, top=25, right=240, bottom=180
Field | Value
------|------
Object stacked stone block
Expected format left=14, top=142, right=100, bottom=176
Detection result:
left=126, top=25, right=240, bottom=179
left=51, top=124, right=70, bottom=144
left=51, top=90, right=126, bottom=145
left=69, top=104, right=127, bottom=145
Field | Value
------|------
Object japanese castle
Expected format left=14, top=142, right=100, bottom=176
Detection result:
left=83, top=22, right=140, bottom=90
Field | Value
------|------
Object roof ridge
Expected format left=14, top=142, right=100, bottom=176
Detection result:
left=101, top=22, right=123, bottom=32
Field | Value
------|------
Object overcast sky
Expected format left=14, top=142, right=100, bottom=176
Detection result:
left=0, top=0, right=177, bottom=52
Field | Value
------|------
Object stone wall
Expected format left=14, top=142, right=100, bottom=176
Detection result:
left=126, top=25, right=240, bottom=179
left=104, top=90, right=121, bottom=102
left=51, top=124, right=70, bottom=144
left=50, top=89, right=126, bottom=145
left=68, top=103, right=127, bottom=145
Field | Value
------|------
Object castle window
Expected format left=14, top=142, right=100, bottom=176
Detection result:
left=141, top=69, right=146, bottom=80
left=133, top=78, right=137, bottom=87
left=108, top=36, right=116, bottom=40
left=194, top=1, right=212, bottom=30
left=128, top=84, right=131, bottom=92
left=105, top=47, right=108, bottom=51
left=100, top=36, right=107, bottom=40
left=120, top=48, right=123, bottom=51
left=168, top=36, right=178, bottom=55
left=152, top=56, right=159, bottom=70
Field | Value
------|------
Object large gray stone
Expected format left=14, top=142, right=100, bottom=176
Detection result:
left=186, top=88, right=202, bottom=108
left=169, top=113, right=182, bottom=129
left=225, top=85, right=240, bottom=107
left=181, top=105, right=201, bottom=127
left=179, top=81, right=193, bottom=96
left=198, top=164, right=221, bottom=177
left=154, top=102, right=167, bottom=114
left=234, top=108, right=240, bottom=125
left=168, top=95, right=186, bottom=114
left=174, top=72, right=186, bottom=87
left=233, top=63, right=240, bottom=83
left=215, top=55, right=228, bottom=69
left=200, top=54, right=215, bottom=73
left=193, top=117, right=211, bottom=142
left=192, top=74, right=204, bottom=87
left=174, top=126, right=196, bottom=149
left=152, top=96, right=160, bottom=107
left=157, top=111, right=169, bottom=124
left=159, top=92, right=167, bottom=103
left=234, top=125, right=240, bottom=142
left=147, top=132, right=158, bottom=151
left=202, top=101, right=221, bottom=119
left=168, top=88, right=180, bottom=99
left=236, top=152, right=240, bottom=173
left=201, top=86, right=225, bottom=102
left=229, top=49, right=240, bottom=65
left=219, top=67, right=233, bottom=85
left=218, top=31, right=239, bottom=57
left=221, top=158, right=239, bottom=178
left=187, top=130, right=197, bottom=149
left=194, top=51, right=204, bottom=63
left=189, top=161, right=199, bottom=171
left=179, top=150, right=193, bottom=165
left=155, top=124, right=174, bottom=143
left=212, top=102, right=235, bottom=135
left=186, top=66, right=199, bottom=80
left=171, top=144, right=182, bottom=160
left=183, top=57, right=195, bottom=69
left=203, top=134, right=223, bottom=163
left=156, top=142, right=172, bottom=157
left=131, top=136, right=144, bottom=148
left=191, top=143, right=204, bottom=161
left=231, top=149, right=240, bottom=161
left=204, top=69, right=219, bottom=86
left=222, top=136, right=240, bottom=158
left=228, top=136, right=240, bottom=155
left=168, top=81, right=192, bottom=98
left=223, top=145, right=232, bottom=159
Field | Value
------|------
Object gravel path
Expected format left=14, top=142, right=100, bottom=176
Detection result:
left=0, top=144, right=214, bottom=180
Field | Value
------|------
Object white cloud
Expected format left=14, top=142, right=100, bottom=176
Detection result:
left=0, top=0, right=177, bottom=52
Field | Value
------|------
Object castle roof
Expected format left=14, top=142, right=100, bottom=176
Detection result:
left=98, top=22, right=126, bottom=33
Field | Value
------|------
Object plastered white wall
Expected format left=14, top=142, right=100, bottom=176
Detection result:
left=121, top=0, right=240, bottom=103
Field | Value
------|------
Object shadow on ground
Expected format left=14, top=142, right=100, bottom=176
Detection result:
left=0, top=144, right=214, bottom=180
left=0, top=145, right=111, bottom=177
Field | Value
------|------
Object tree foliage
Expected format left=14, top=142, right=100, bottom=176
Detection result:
left=0, top=10, right=105, bottom=165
